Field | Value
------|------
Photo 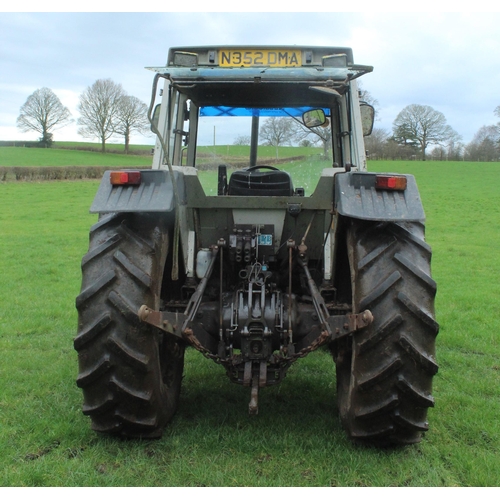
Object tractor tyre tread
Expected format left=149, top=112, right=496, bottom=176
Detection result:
left=75, top=213, right=184, bottom=438
left=337, top=219, right=438, bottom=446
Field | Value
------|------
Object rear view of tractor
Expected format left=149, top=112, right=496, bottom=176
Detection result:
left=74, top=46, right=438, bottom=446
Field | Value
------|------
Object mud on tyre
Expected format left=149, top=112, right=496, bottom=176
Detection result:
left=336, top=219, right=439, bottom=445
left=74, top=213, right=185, bottom=438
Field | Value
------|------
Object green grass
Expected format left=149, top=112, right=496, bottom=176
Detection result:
left=0, top=143, right=318, bottom=169
left=0, top=146, right=152, bottom=167
left=55, top=141, right=154, bottom=153
left=1, top=159, right=500, bottom=486
left=197, top=144, right=320, bottom=159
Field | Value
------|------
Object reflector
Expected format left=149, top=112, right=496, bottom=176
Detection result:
left=375, top=175, right=407, bottom=191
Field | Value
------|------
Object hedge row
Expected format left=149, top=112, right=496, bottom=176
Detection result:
left=55, top=145, right=153, bottom=156
left=0, top=141, right=43, bottom=148
left=0, top=157, right=309, bottom=181
left=0, top=166, right=145, bottom=182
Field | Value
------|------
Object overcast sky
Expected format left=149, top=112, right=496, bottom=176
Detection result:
left=2, top=7, right=500, bottom=146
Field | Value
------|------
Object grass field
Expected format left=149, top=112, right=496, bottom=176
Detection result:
left=1, top=155, right=500, bottom=486
left=0, top=146, right=153, bottom=167
left=0, top=143, right=318, bottom=169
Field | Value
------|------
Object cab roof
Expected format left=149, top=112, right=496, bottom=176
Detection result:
left=146, top=45, right=373, bottom=108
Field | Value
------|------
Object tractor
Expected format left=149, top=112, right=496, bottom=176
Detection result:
left=75, top=46, right=438, bottom=445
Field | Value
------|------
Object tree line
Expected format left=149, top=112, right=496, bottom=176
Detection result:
left=365, top=102, right=500, bottom=161
left=252, top=101, right=500, bottom=162
left=16, top=80, right=150, bottom=153
left=16, top=82, right=500, bottom=161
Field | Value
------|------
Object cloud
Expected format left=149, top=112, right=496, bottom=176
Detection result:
left=1, top=11, right=500, bottom=144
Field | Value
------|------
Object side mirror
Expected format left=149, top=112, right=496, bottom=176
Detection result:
left=150, top=104, right=161, bottom=132
left=360, top=103, right=375, bottom=136
left=303, top=109, right=326, bottom=128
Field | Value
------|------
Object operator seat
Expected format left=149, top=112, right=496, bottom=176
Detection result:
left=227, top=165, right=294, bottom=196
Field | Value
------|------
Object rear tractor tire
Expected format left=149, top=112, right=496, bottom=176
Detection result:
left=336, top=219, right=439, bottom=445
left=74, top=213, right=185, bottom=438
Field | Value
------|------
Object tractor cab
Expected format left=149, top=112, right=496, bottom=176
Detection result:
left=148, top=46, right=375, bottom=195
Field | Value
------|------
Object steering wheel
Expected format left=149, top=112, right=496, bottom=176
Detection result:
left=246, top=165, right=280, bottom=171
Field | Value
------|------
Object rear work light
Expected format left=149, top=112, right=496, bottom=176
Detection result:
left=375, top=175, right=407, bottom=191
left=110, top=171, right=142, bottom=186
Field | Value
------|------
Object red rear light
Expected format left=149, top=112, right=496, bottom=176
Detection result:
left=110, top=171, right=141, bottom=186
left=375, top=175, right=407, bottom=191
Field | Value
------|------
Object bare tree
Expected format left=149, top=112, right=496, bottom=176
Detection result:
left=260, top=117, right=295, bottom=158
left=114, top=95, right=150, bottom=154
left=16, top=87, right=72, bottom=147
left=291, top=119, right=331, bottom=157
left=464, top=125, right=499, bottom=161
left=233, top=135, right=251, bottom=146
left=444, top=130, right=464, bottom=160
left=77, top=79, right=124, bottom=152
left=358, top=83, right=380, bottom=119
left=494, top=105, right=500, bottom=136
left=363, top=127, right=390, bottom=159
left=393, top=104, right=459, bottom=160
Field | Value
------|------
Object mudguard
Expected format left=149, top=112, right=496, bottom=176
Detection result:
left=334, top=171, right=425, bottom=222
left=90, top=169, right=186, bottom=213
